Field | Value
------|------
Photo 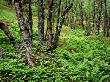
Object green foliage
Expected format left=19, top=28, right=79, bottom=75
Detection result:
left=0, top=2, right=110, bottom=82
left=54, top=26, right=110, bottom=81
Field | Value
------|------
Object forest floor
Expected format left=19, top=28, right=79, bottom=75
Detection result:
left=0, top=4, right=110, bottom=82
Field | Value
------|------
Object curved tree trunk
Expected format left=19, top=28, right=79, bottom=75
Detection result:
left=0, top=21, right=19, bottom=52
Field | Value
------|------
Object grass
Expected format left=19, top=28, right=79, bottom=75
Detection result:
left=0, top=4, right=110, bottom=82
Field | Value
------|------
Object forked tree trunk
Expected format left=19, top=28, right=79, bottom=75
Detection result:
left=0, top=21, right=19, bottom=52
left=54, top=3, right=73, bottom=48
left=14, top=0, right=34, bottom=67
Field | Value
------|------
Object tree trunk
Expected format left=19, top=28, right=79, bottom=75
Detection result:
left=96, top=0, right=102, bottom=34
left=54, top=0, right=61, bottom=47
left=28, top=0, right=33, bottom=41
left=0, top=21, right=19, bottom=52
left=46, top=0, right=54, bottom=50
left=54, top=3, right=73, bottom=48
left=92, top=0, right=95, bottom=31
left=14, top=0, right=34, bottom=67
left=104, top=0, right=109, bottom=36
left=38, top=0, right=45, bottom=47
left=79, top=1, right=84, bottom=29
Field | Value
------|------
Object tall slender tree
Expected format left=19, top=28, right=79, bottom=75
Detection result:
left=104, top=0, right=109, bottom=36
left=96, top=0, right=102, bottom=34
left=79, top=0, right=84, bottom=29
left=46, top=0, right=54, bottom=50
left=38, top=0, right=45, bottom=48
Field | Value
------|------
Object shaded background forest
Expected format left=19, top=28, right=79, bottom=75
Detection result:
left=0, top=0, right=110, bottom=81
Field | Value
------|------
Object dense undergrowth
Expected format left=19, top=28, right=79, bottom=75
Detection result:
left=0, top=4, right=110, bottom=82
